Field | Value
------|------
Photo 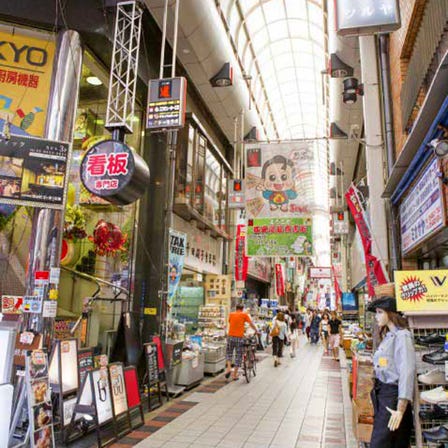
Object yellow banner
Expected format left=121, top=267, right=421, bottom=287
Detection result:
left=0, top=25, right=55, bottom=137
left=395, top=270, right=448, bottom=312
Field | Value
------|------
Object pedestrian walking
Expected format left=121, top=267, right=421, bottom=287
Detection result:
left=271, top=311, right=288, bottom=367
left=328, top=311, right=343, bottom=361
left=320, top=312, right=330, bottom=354
left=304, top=309, right=311, bottom=341
left=309, top=310, right=321, bottom=344
left=289, top=314, right=299, bottom=358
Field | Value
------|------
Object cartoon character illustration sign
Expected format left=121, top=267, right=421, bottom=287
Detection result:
left=167, top=229, right=187, bottom=301
left=245, top=142, right=314, bottom=218
left=257, top=155, right=298, bottom=212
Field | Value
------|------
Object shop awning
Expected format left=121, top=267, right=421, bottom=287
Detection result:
left=383, top=50, right=448, bottom=201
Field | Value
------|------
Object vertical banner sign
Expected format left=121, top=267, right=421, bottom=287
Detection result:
left=235, top=225, right=248, bottom=281
left=168, top=229, right=187, bottom=301
left=345, top=183, right=388, bottom=296
left=245, top=142, right=314, bottom=257
left=0, top=25, right=55, bottom=138
left=275, top=263, right=285, bottom=297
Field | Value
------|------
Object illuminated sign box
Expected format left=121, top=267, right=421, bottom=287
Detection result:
left=335, top=0, right=401, bottom=36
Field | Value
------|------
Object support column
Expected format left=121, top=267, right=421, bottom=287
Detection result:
left=26, top=31, right=83, bottom=338
left=359, top=36, right=389, bottom=268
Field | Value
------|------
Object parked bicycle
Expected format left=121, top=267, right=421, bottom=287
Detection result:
left=242, top=335, right=258, bottom=383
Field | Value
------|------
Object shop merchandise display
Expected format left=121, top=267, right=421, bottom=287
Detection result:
left=198, top=305, right=226, bottom=340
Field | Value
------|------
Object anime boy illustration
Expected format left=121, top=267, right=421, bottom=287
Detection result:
left=257, top=155, right=298, bottom=211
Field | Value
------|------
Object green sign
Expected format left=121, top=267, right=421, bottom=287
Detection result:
left=246, top=217, right=313, bottom=257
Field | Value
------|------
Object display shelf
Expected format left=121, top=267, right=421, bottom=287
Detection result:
left=410, top=322, right=448, bottom=448
left=198, top=305, right=226, bottom=340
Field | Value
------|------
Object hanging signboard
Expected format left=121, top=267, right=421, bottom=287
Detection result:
left=0, top=134, right=69, bottom=209
left=400, top=158, right=445, bottom=255
left=395, top=269, right=448, bottom=312
left=168, top=229, right=187, bottom=301
left=109, top=363, right=128, bottom=417
left=275, top=263, right=285, bottom=297
left=235, top=225, right=248, bottom=281
left=228, top=179, right=245, bottom=209
left=80, top=139, right=149, bottom=205
left=335, top=0, right=401, bottom=36
left=146, top=77, right=187, bottom=131
left=309, top=267, right=332, bottom=279
left=245, top=142, right=314, bottom=219
left=0, top=25, right=56, bottom=138
left=205, top=274, right=231, bottom=300
left=332, top=211, right=349, bottom=234
left=246, top=217, right=313, bottom=257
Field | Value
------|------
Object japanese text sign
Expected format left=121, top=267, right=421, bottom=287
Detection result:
left=395, top=270, right=448, bottom=312
left=246, top=217, right=313, bottom=257
left=146, top=77, right=187, bottom=131
left=0, top=134, right=69, bottom=209
left=336, top=0, right=401, bottom=36
left=400, top=158, right=445, bottom=255
left=0, top=25, right=55, bottom=138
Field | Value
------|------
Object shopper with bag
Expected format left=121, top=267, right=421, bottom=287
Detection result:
left=271, top=312, right=287, bottom=367
left=289, top=314, right=299, bottom=358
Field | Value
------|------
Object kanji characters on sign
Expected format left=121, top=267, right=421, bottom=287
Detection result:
left=86, top=152, right=130, bottom=178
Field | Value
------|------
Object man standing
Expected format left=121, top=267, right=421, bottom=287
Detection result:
left=328, top=311, right=343, bottom=361
left=225, top=304, right=258, bottom=380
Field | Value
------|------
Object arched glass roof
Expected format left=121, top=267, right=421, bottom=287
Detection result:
left=217, top=0, right=326, bottom=141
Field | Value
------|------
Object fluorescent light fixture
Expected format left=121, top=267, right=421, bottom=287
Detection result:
left=86, top=76, right=102, bottom=86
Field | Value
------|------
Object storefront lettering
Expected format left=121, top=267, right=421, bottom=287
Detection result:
left=0, top=41, right=48, bottom=67
left=86, top=152, right=129, bottom=177
left=169, top=234, right=185, bottom=255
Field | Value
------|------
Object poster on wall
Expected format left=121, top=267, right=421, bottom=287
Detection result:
left=0, top=25, right=55, bottom=138
left=0, top=135, right=70, bottom=209
left=109, top=363, right=128, bottom=416
left=246, top=217, right=313, bottom=257
left=400, top=158, right=445, bottom=255
left=245, top=142, right=314, bottom=219
left=395, top=269, right=448, bottom=312
left=168, top=229, right=187, bottom=301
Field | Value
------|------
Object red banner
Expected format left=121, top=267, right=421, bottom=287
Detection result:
left=345, top=183, right=388, bottom=296
left=332, top=265, right=342, bottom=308
left=235, top=225, right=248, bottom=281
left=275, top=263, right=285, bottom=296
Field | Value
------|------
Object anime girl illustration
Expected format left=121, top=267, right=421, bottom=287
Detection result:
left=256, top=155, right=298, bottom=212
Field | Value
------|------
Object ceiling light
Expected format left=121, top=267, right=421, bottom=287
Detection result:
left=328, top=53, right=354, bottom=78
left=209, top=63, right=233, bottom=87
left=86, top=76, right=102, bottom=86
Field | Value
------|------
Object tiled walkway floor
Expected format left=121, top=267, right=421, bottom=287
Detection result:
left=129, top=337, right=357, bottom=448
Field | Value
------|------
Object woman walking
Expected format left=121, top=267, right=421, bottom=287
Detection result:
left=289, top=314, right=299, bottom=358
left=320, top=312, right=330, bottom=354
left=271, top=312, right=288, bottom=367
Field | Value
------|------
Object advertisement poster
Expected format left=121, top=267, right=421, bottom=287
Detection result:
left=275, top=263, right=285, bottom=297
left=246, top=217, right=313, bottom=257
left=78, top=348, right=94, bottom=385
left=0, top=25, right=55, bottom=138
left=204, top=275, right=231, bottom=300
left=109, top=364, right=127, bottom=416
left=400, top=159, right=445, bottom=254
left=168, top=229, right=187, bottom=301
left=395, top=269, right=448, bottom=312
left=245, top=142, right=314, bottom=219
left=25, top=350, right=55, bottom=448
left=1, top=295, right=23, bottom=314
left=309, top=267, right=332, bottom=279
left=235, top=225, right=248, bottom=281
left=0, top=135, right=69, bottom=209
left=92, top=368, right=113, bottom=425
left=60, top=340, right=78, bottom=393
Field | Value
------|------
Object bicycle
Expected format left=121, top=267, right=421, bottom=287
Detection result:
left=242, top=335, right=258, bottom=383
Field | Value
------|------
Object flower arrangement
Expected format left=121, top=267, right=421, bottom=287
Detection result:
left=89, top=219, right=127, bottom=256
left=64, top=205, right=87, bottom=241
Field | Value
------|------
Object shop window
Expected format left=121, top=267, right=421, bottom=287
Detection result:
left=174, top=115, right=231, bottom=237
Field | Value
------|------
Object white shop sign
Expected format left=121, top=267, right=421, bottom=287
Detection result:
left=400, top=158, right=445, bottom=254
left=173, top=214, right=223, bottom=275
